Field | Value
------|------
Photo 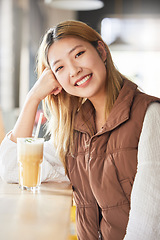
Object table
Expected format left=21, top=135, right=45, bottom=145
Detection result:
left=0, top=178, right=72, bottom=240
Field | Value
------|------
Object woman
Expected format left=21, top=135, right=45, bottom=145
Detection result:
left=0, top=20, right=160, bottom=239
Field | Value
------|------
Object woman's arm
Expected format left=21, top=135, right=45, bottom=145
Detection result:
left=124, top=102, right=160, bottom=239
left=0, top=68, right=65, bottom=182
left=0, top=133, right=18, bottom=182
left=10, top=68, right=62, bottom=143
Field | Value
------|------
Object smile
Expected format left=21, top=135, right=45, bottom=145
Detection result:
left=75, top=74, right=92, bottom=86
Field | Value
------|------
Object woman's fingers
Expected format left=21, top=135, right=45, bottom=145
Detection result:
left=50, top=86, right=62, bottom=95
left=30, top=68, right=63, bottom=101
left=42, top=68, right=62, bottom=94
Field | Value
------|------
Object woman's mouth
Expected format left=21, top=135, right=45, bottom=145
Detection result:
left=75, top=74, right=92, bottom=86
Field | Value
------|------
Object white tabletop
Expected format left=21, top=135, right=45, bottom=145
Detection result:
left=0, top=178, right=72, bottom=240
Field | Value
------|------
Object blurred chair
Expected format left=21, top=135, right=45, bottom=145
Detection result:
left=0, top=109, right=5, bottom=144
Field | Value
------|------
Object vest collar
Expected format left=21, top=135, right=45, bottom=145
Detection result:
left=74, top=80, right=138, bottom=134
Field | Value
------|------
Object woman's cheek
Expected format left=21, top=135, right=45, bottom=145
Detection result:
left=57, top=74, right=68, bottom=88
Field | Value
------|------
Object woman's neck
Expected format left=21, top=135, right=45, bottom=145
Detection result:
left=95, top=108, right=106, bottom=132
left=89, top=95, right=107, bottom=132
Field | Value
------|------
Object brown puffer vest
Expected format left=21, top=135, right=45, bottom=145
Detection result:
left=66, top=80, right=160, bottom=240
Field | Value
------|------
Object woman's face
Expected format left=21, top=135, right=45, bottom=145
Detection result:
left=47, top=37, right=107, bottom=101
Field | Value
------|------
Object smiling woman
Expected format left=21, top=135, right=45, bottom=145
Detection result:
left=0, top=20, right=160, bottom=240
left=37, top=21, right=124, bottom=160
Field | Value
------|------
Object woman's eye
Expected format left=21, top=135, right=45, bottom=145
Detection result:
left=75, top=51, right=85, bottom=58
left=55, top=66, right=63, bottom=73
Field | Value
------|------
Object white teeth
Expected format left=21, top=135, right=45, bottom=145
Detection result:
left=76, top=75, right=91, bottom=86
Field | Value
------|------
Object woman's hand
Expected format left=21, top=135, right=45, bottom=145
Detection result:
left=10, top=68, right=62, bottom=142
left=28, top=68, right=62, bottom=103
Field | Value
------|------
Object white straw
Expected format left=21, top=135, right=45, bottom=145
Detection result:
left=34, top=112, right=43, bottom=138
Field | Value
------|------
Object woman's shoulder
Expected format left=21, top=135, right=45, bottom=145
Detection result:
left=144, top=102, right=160, bottom=124
left=138, top=102, right=160, bottom=166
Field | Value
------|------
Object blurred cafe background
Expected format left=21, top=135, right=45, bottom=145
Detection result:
left=0, top=0, right=160, bottom=138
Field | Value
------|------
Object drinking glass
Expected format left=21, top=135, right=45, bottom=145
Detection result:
left=17, top=137, right=44, bottom=191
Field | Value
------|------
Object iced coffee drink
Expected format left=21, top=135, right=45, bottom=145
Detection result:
left=17, top=138, right=44, bottom=191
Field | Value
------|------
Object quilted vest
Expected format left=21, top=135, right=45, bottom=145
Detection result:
left=66, top=80, right=160, bottom=240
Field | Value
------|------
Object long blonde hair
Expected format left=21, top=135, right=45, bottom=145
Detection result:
left=37, top=20, right=124, bottom=172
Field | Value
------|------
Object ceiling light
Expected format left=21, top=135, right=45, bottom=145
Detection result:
left=44, top=0, right=104, bottom=11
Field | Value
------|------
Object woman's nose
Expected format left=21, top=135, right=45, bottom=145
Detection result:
left=69, top=64, right=82, bottom=77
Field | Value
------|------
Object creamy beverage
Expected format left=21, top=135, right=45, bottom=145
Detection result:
left=17, top=138, right=44, bottom=190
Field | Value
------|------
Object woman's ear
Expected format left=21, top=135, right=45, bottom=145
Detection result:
left=97, top=41, right=107, bottom=62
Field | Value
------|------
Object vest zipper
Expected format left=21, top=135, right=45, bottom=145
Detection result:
left=96, top=203, right=103, bottom=240
left=87, top=138, right=102, bottom=240
left=98, top=229, right=102, bottom=240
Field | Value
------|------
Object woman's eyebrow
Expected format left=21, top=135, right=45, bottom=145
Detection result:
left=53, top=44, right=83, bottom=66
left=69, top=44, right=83, bottom=54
